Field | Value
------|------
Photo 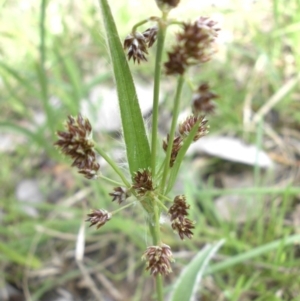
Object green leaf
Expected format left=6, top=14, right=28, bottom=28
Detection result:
left=98, top=0, right=151, bottom=175
left=170, top=240, right=225, bottom=301
left=206, top=234, right=300, bottom=275
left=0, top=241, right=41, bottom=268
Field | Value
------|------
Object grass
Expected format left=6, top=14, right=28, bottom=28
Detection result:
left=1, top=0, right=300, bottom=300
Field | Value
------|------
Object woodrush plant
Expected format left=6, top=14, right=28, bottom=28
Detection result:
left=55, top=0, right=224, bottom=300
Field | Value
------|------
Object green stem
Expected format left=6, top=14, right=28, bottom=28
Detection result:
left=39, top=0, right=55, bottom=137
left=99, top=175, right=124, bottom=187
left=151, top=18, right=167, bottom=176
left=111, top=201, right=136, bottom=215
left=154, top=196, right=169, bottom=212
left=152, top=202, right=164, bottom=301
left=132, top=17, right=159, bottom=32
left=160, top=75, right=185, bottom=192
left=94, top=144, right=130, bottom=187
left=155, top=275, right=164, bottom=301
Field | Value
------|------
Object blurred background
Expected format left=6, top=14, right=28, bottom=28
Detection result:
left=1, top=0, right=300, bottom=300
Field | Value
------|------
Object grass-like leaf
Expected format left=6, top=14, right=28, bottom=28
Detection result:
left=97, top=0, right=151, bottom=175
left=206, top=234, right=300, bottom=275
left=0, top=241, right=41, bottom=268
left=170, top=239, right=225, bottom=301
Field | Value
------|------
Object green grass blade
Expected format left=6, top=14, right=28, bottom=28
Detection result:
left=0, top=241, right=41, bottom=268
left=170, top=239, right=225, bottom=301
left=97, top=0, right=151, bottom=175
left=206, top=234, right=300, bottom=275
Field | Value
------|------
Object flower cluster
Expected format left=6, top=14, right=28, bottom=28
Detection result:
left=142, top=244, right=174, bottom=276
left=55, top=114, right=100, bottom=179
left=192, top=83, right=219, bottom=115
left=165, top=17, right=219, bottom=75
left=124, top=26, right=158, bottom=64
left=155, top=0, right=181, bottom=10
left=163, top=115, right=208, bottom=167
left=133, top=169, right=154, bottom=196
left=179, top=115, right=208, bottom=141
left=86, top=209, right=112, bottom=229
left=109, top=187, right=131, bottom=204
left=168, top=195, right=195, bottom=239
left=162, top=135, right=183, bottom=167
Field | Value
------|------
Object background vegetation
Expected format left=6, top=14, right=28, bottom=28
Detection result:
left=1, top=0, right=300, bottom=300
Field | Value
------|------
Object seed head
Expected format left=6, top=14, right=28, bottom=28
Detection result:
left=168, top=195, right=195, bottom=239
left=163, top=135, right=183, bottom=167
left=124, top=32, right=148, bottom=64
left=133, top=169, right=154, bottom=196
left=171, top=217, right=195, bottom=240
left=165, top=17, right=219, bottom=75
left=86, top=209, right=112, bottom=229
left=178, top=115, right=208, bottom=141
left=142, top=244, right=174, bottom=276
left=109, top=187, right=131, bottom=204
left=168, top=195, right=189, bottom=220
left=155, top=0, right=181, bottom=12
left=143, top=26, right=158, bottom=48
left=55, top=114, right=100, bottom=179
left=192, top=83, right=218, bottom=115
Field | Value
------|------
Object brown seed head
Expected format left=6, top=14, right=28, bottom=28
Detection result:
left=164, top=17, right=219, bottom=75
left=155, top=0, right=180, bottom=12
left=192, top=83, right=218, bottom=115
left=168, top=195, right=195, bottom=239
left=164, top=48, right=187, bottom=75
left=55, top=114, right=100, bottom=179
left=86, top=209, right=111, bottom=229
left=142, top=244, right=174, bottom=276
left=163, top=135, right=183, bottom=167
left=109, top=187, right=131, bottom=204
left=124, top=32, right=148, bottom=64
left=133, top=169, right=154, bottom=195
left=171, top=217, right=195, bottom=240
left=178, top=115, right=208, bottom=141
left=168, top=195, right=189, bottom=221
left=143, top=26, right=158, bottom=48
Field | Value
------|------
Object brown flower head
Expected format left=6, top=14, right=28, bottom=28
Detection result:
left=164, top=48, right=187, bottom=75
left=133, top=169, right=154, bottom=196
left=155, top=0, right=180, bottom=11
left=192, top=83, right=219, bottom=115
left=163, top=135, right=183, bottom=167
left=55, top=114, right=100, bottom=179
left=168, top=195, right=189, bottom=220
left=109, top=187, right=131, bottom=204
left=124, top=32, right=148, bottom=64
left=143, top=26, right=158, bottom=48
left=142, top=244, right=174, bottom=276
left=86, top=209, right=112, bottom=229
left=171, top=217, right=195, bottom=240
left=178, top=115, right=208, bottom=141
left=164, top=17, right=219, bottom=75
left=168, top=195, right=195, bottom=239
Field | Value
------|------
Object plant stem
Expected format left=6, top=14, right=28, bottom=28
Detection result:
left=151, top=18, right=167, bottom=176
left=99, top=175, right=124, bottom=187
left=160, top=75, right=184, bottom=192
left=94, top=144, right=131, bottom=187
left=39, top=0, right=55, bottom=137
left=152, top=201, right=164, bottom=301
left=111, top=201, right=136, bottom=215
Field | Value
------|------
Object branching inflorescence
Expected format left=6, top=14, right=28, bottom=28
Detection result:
left=55, top=0, right=220, bottom=298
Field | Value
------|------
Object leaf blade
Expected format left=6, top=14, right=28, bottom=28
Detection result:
left=170, top=240, right=225, bottom=301
left=98, top=0, right=151, bottom=175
